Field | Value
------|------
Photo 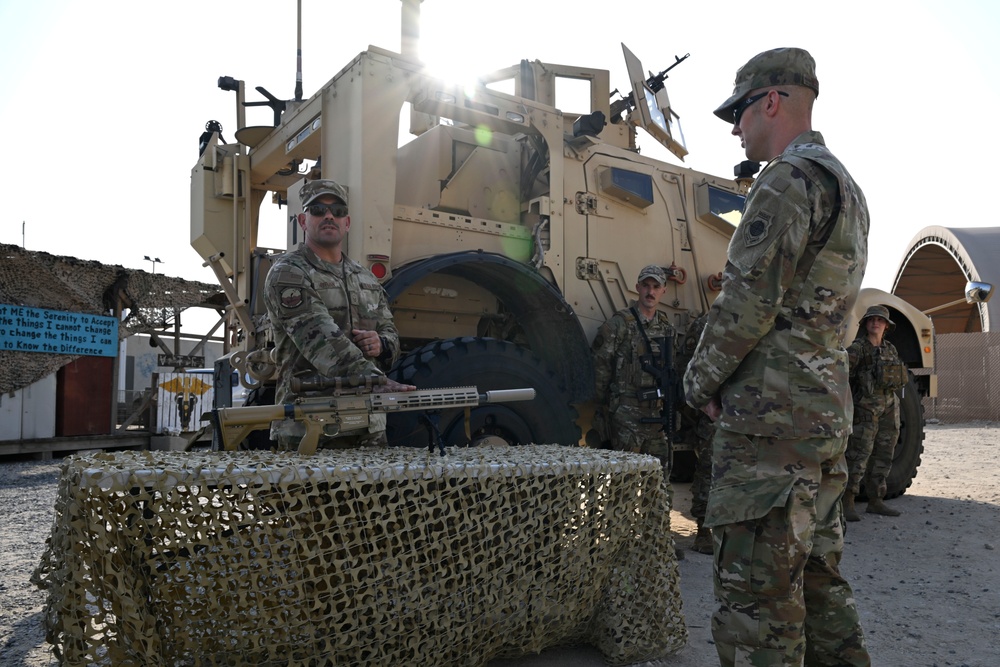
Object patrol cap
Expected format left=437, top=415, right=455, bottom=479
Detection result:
left=861, top=305, right=895, bottom=332
left=714, top=47, right=819, bottom=123
left=638, top=264, right=667, bottom=285
left=300, top=179, right=349, bottom=207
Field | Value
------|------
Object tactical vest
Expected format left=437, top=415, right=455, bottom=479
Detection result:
left=853, top=337, right=907, bottom=394
left=717, top=136, right=870, bottom=438
left=610, top=308, right=674, bottom=407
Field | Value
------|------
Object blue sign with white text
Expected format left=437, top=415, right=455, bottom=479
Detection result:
left=0, top=304, right=119, bottom=357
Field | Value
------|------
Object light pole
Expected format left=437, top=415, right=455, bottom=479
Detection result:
left=144, top=256, right=163, bottom=274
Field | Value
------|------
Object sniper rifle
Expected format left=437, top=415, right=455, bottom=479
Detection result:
left=213, top=374, right=536, bottom=455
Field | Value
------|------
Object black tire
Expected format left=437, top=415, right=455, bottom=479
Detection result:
left=386, top=337, right=580, bottom=448
left=884, top=373, right=925, bottom=499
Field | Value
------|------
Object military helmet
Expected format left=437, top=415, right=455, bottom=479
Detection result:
left=861, top=304, right=895, bottom=333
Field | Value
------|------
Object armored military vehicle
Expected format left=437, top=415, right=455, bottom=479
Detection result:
left=190, top=0, right=940, bottom=496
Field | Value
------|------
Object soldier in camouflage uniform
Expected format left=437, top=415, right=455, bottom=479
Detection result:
left=683, top=49, right=871, bottom=666
left=843, top=305, right=908, bottom=520
left=264, top=179, right=412, bottom=450
left=676, top=312, right=715, bottom=555
left=592, top=264, right=678, bottom=508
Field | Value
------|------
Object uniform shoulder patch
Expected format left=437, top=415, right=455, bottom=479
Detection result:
left=743, top=211, right=773, bottom=247
left=280, top=286, right=305, bottom=309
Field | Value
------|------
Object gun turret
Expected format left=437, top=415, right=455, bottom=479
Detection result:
left=213, top=378, right=536, bottom=454
left=610, top=53, right=690, bottom=120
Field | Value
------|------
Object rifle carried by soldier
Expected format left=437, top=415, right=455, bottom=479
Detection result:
left=213, top=374, right=536, bottom=455
left=631, top=307, right=679, bottom=444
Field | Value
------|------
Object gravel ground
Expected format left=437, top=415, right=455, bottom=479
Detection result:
left=2, top=424, right=999, bottom=666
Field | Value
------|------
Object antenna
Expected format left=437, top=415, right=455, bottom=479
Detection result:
left=294, top=0, right=303, bottom=102
left=400, top=0, right=421, bottom=59
left=144, top=256, right=164, bottom=274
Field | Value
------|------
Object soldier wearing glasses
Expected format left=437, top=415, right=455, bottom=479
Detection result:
left=683, top=49, right=872, bottom=666
left=264, top=179, right=411, bottom=449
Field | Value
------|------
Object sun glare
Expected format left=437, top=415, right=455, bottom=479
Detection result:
left=415, top=7, right=503, bottom=91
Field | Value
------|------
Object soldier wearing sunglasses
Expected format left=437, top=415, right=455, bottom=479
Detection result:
left=264, top=179, right=412, bottom=449
left=683, top=48, right=872, bottom=666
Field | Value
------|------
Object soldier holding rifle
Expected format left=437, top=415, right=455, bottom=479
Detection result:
left=591, top=264, right=682, bottom=560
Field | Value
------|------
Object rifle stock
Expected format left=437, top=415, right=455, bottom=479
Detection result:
left=214, top=385, right=536, bottom=454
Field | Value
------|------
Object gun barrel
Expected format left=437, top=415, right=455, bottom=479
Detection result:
left=214, top=385, right=538, bottom=452
left=371, top=386, right=481, bottom=411
left=481, top=388, right=536, bottom=403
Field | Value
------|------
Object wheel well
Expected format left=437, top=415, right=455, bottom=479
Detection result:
left=385, top=251, right=593, bottom=403
left=882, top=309, right=922, bottom=369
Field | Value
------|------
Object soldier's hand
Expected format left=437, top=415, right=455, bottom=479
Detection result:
left=375, top=378, right=416, bottom=393
left=701, top=396, right=722, bottom=422
left=352, top=329, right=381, bottom=357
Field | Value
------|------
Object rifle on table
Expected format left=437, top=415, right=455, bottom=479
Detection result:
left=213, top=374, right=536, bottom=455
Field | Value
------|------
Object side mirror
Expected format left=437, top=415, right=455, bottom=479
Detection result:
left=965, top=281, right=993, bottom=304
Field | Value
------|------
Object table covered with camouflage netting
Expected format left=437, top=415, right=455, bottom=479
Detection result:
left=33, top=445, right=686, bottom=666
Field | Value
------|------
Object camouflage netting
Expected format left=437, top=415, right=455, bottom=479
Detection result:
left=33, top=445, right=687, bottom=666
left=0, top=244, right=222, bottom=393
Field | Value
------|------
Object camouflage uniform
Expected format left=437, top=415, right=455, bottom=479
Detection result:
left=676, top=313, right=715, bottom=553
left=846, top=335, right=906, bottom=497
left=592, top=302, right=676, bottom=468
left=264, top=245, right=400, bottom=449
left=684, top=48, right=871, bottom=667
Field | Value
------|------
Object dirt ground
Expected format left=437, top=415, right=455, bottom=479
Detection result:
left=2, top=423, right=998, bottom=666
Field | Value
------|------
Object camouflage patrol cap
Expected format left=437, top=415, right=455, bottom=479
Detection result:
left=714, top=47, right=820, bottom=123
left=861, top=304, right=895, bottom=332
left=638, top=264, right=667, bottom=285
left=299, top=179, right=349, bottom=208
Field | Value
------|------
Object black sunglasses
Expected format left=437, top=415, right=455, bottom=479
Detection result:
left=306, top=202, right=349, bottom=218
left=733, top=90, right=789, bottom=125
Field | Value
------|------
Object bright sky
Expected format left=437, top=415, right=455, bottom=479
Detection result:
left=2, top=0, right=998, bottom=296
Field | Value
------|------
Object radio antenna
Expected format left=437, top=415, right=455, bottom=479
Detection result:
left=294, top=0, right=303, bottom=102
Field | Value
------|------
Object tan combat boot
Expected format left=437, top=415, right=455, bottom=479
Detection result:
left=866, top=484, right=899, bottom=516
left=842, top=491, right=862, bottom=522
left=692, top=521, right=713, bottom=555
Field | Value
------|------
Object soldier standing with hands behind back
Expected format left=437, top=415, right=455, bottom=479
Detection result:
left=843, top=305, right=908, bottom=520
left=683, top=48, right=872, bottom=665
left=264, top=179, right=413, bottom=451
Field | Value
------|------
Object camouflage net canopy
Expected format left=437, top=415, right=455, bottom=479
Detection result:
left=0, top=244, right=223, bottom=393
left=33, top=445, right=686, bottom=666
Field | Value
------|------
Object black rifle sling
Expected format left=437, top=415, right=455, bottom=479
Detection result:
left=630, top=307, right=676, bottom=443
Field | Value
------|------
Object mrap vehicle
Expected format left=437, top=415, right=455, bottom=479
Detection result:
left=191, top=0, right=941, bottom=497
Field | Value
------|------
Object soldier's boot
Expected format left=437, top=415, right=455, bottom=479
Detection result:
left=692, top=522, right=713, bottom=554
left=842, top=491, right=862, bottom=522
left=866, top=483, right=899, bottom=516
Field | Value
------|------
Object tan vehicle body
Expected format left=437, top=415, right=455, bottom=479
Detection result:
left=190, top=7, right=933, bottom=493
